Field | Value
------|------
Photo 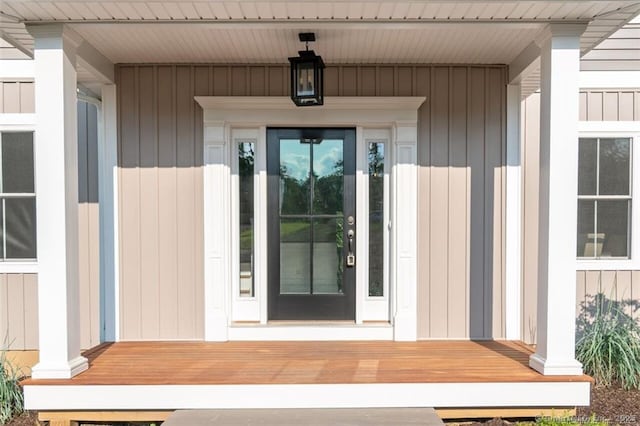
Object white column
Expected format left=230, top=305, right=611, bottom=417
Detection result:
left=99, top=84, right=119, bottom=342
left=530, top=24, right=586, bottom=376
left=393, top=122, right=418, bottom=341
left=28, top=24, right=88, bottom=378
left=505, top=84, right=522, bottom=340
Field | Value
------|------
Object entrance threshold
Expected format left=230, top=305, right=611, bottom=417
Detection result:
left=227, top=322, right=393, bottom=341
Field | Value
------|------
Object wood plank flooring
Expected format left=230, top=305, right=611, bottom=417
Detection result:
left=24, top=340, right=592, bottom=386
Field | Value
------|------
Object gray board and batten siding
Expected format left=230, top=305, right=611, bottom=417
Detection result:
left=115, top=64, right=508, bottom=341
left=0, top=100, right=100, bottom=350
left=521, top=90, right=640, bottom=344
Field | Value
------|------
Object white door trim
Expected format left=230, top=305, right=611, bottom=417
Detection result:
left=196, top=96, right=425, bottom=341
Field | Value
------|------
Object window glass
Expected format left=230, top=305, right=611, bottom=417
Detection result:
left=2, top=132, right=34, bottom=193
left=5, top=197, right=36, bottom=259
left=238, top=142, right=254, bottom=297
left=368, top=142, right=384, bottom=297
left=577, top=137, right=632, bottom=259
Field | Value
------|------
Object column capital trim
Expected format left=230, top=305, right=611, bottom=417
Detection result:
left=535, top=23, right=588, bottom=47
left=26, top=23, right=83, bottom=50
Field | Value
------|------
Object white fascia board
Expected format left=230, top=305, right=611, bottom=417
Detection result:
left=509, top=41, right=541, bottom=84
left=579, top=71, right=640, bottom=89
left=77, top=40, right=114, bottom=84
left=24, top=382, right=590, bottom=410
left=0, top=59, right=34, bottom=79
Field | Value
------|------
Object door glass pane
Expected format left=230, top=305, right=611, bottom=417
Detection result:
left=577, top=200, right=596, bottom=257
left=313, top=139, right=343, bottom=214
left=368, top=142, right=384, bottom=296
left=5, top=197, right=36, bottom=259
left=578, top=138, right=597, bottom=196
left=2, top=132, right=34, bottom=193
left=280, top=139, right=310, bottom=215
left=313, top=217, right=344, bottom=294
left=598, top=199, right=629, bottom=257
left=238, top=142, right=254, bottom=297
left=280, top=218, right=311, bottom=294
left=599, top=138, right=630, bottom=196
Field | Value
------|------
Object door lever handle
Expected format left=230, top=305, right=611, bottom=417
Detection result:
left=346, top=229, right=355, bottom=266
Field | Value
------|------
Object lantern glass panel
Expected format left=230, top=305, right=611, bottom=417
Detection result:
left=297, top=62, right=316, bottom=97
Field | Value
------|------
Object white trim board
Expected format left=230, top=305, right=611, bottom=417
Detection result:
left=579, top=71, right=640, bottom=89
left=24, top=382, right=590, bottom=410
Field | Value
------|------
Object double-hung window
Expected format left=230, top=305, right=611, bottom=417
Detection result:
left=0, top=132, right=36, bottom=260
left=577, top=137, right=632, bottom=259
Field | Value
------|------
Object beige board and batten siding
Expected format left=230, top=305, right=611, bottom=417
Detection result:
left=0, top=81, right=34, bottom=113
left=116, top=64, right=507, bottom=341
left=0, top=101, right=101, bottom=351
left=521, top=91, right=640, bottom=344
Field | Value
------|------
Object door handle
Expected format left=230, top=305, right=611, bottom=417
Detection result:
left=346, top=229, right=355, bottom=267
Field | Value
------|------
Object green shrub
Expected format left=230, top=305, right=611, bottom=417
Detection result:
left=576, top=293, right=640, bottom=389
left=0, top=349, right=24, bottom=424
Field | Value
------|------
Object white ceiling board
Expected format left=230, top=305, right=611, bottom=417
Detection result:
left=66, top=23, right=545, bottom=65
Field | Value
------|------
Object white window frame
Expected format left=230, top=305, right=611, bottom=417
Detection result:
left=577, top=122, right=640, bottom=270
left=0, top=123, right=37, bottom=273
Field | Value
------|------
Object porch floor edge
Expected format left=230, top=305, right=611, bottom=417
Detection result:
left=24, top=382, right=590, bottom=411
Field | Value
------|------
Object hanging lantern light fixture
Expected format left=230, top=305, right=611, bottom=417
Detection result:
left=289, top=32, right=325, bottom=106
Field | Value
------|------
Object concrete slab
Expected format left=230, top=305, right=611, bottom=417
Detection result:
left=162, top=408, right=444, bottom=425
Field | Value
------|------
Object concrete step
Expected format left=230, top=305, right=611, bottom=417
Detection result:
left=162, top=408, right=444, bottom=425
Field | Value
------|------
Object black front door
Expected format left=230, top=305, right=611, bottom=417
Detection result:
left=267, top=128, right=356, bottom=320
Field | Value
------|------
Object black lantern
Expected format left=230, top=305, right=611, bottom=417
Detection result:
left=289, top=33, right=325, bottom=106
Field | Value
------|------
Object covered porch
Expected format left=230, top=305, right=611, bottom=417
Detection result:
left=23, top=340, right=591, bottom=412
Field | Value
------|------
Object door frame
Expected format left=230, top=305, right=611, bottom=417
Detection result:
left=196, top=96, right=424, bottom=341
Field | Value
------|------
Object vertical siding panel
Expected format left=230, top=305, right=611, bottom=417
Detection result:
left=579, top=92, right=587, bottom=121
left=360, top=67, right=376, bottom=96
left=486, top=67, right=504, bottom=338
left=249, top=66, right=266, bottom=96
left=118, top=66, right=143, bottom=340
left=268, top=67, right=284, bottom=96
left=7, top=274, right=25, bottom=349
left=23, top=274, right=38, bottom=349
left=429, top=67, right=449, bottom=338
left=176, top=66, right=197, bottom=339
left=157, top=66, right=179, bottom=339
left=600, top=270, right=617, bottom=300
left=468, top=67, right=486, bottom=339
left=0, top=83, right=4, bottom=113
left=2, top=82, right=20, bottom=113
left=213, top=66, right=229, bottom=96
left=447, top=67, right=468, bottom=338
left=635, top=91, right=640, bottom=121
left=231, top=66, right=247, bottom=96
left=587, top=92, right=603, bottom=121
left=521, top=93, right=540, bottom=343
left=616, top=270, right=633, bottom=318
left=77, top=101, right=91, bottom=348
left=603, top=92, right=619, bottom=121
left=193, top=66, right=209, bottom=338
left=576, top=271, right=586, bottom=322
left=585, top=270, right=601, bottom=301
left=416, top=67, right=431, bottom=338
left=342, top=67, right=358, bottom=96
left=619, top=92, right=634, bottom=121
left=377, top=66, right=394, bottom=96
left=397, top=67, right=413, bottom=96
left=324, top=66, right=339, bottom=96
left=0, top=275, right=7, bottom=347
left=87, top=103, right=101, bottom=347
left=19, top=82, right=35, bottom=113
left=138, top=66, right=160, bottom=340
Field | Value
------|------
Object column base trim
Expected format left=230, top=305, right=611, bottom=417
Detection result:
left=31, top=355, right=89, bottom=379
left=529, top=353, right=583, bottom=376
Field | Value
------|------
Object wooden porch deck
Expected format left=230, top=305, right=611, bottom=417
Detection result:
left=24, top=340, right=591, bottom=386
